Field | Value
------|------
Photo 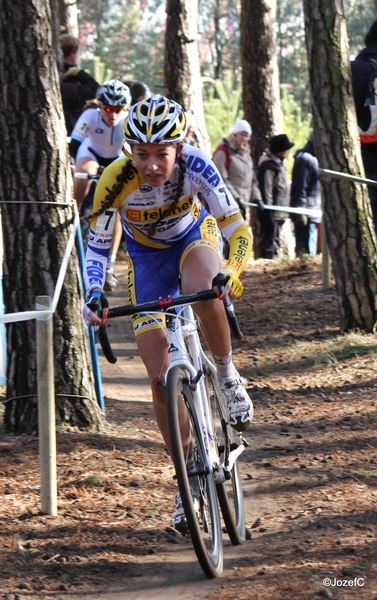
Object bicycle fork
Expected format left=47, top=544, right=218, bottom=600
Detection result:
left=165, top=307, right=218, bottom=477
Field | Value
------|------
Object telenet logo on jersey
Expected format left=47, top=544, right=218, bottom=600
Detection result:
left=126, top=195, right=195, bottom=222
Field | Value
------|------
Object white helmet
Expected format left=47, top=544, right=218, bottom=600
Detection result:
left=96, top=79, right=131, bottom=107
left=124, top=94, right=187, bottom=144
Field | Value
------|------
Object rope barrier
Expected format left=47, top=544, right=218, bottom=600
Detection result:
left=0, top=212, right=80, bottom=324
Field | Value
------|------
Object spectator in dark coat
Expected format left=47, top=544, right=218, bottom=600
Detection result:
left=257, top=134, right=294, bottom=259
left=290, top=136, right=321, bottom=257
left=351, top=19, right=377, bottom=235
left=60, top=34, right=99, bottom=135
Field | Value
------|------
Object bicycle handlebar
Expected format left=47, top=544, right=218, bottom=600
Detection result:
left=91, top=274, right=243, bottom=363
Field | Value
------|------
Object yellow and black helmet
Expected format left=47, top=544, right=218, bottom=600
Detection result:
left=124, top=94, right=187, bottom=144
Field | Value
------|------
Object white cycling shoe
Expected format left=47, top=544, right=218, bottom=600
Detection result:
left=172, top=488, right=200, bottom=533
left=220, top=371, right=253, bottom=432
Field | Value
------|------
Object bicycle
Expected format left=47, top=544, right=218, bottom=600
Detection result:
left=90, top=273, right=248, bottom=579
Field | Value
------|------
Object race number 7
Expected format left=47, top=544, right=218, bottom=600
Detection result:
left=104, top=210, right=114, bottom=230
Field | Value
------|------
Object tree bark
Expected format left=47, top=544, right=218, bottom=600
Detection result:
left=303, top=0, right=377, bottom=332
left=240, top=0, right=282, bottom=257
left=58, top=0, right=79, bottom=37
left=0, top=0, right=102, bottom=433
left=165, top=0, right=211, bottom=153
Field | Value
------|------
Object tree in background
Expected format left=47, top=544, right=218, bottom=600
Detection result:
left=77, top=0, right=165, bottom=91
left=303, top=0, right=377, bottom=332
left=276, top=0, right=310, bottom=115
left=0, top=0, right=102, bottom=433
left=240, top=0, right=283, bottom=258
left=240, top=0, right=282, bottom=165
left=198, top=0, right=240, bottom=86
left=276, top=0, right=376, bottom=115
left=202, top=72, right=242, bottom=149
left=58, top=0, right=79, bottom=36
left=345, top=0, right=376, bottom=57
left=165, top=0, right=210, bottom=152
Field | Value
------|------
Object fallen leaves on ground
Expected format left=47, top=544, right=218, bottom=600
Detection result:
left=0, top=256, right=376, bottom=599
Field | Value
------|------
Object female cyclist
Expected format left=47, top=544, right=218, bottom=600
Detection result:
left=70, top=79, right=131, bottom=291
left=82, top=94, right=253, bottom=530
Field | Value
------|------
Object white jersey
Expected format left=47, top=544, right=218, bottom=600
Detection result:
left=70, top=107, right=126, bottom=160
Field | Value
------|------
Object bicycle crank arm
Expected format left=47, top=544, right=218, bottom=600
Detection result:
left=225, top=444, right=245, bottom=476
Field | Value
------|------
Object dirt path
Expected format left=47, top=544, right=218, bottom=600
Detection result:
left=1, top=256, right=376, bottom=600
left=81, top=258, right=259, bottom=599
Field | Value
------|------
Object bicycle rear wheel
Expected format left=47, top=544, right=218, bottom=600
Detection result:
left=166, top=365, right=223, bottom=579
left=206, top=368, right=246, bottom=545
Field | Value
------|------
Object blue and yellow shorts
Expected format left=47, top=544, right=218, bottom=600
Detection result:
left=127, top=214, right=222, bottom=336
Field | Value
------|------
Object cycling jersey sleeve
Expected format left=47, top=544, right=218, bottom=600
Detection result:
left=70, top=108, right=94, bottom=144
left=225, top=220, right=252, bottom=278
left=83, top=158, right=127, bottom=294
left=182, top=145, right=252, bottom=269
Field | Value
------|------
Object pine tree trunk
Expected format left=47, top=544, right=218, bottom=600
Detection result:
left=303, top=0, right=377, bottom=332
left=0, top=0, right=102, bottom=433
left=58, top=0, right=79, bottom=37
left=165, top=0, right=211, bottom=153
left=240, top=0, right=282, bottom=258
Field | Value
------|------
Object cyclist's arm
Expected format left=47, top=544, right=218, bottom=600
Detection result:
left=185, top=147, right=251, bottom=295
left=217, top=218, right=251, bottom=298
left=83, top=159, right=126, bottom=294
left=69, top=138, right=81, bottom=160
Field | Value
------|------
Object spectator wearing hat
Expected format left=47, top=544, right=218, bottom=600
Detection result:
left=212, top=119, right=262, bottom=222
left=257, top=133, right=294, bottom=259
left=351, top=19, right=377, bottom=236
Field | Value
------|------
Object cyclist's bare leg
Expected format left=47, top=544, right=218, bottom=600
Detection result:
left=74, top=156, right=98, bottom=204
left=180, top=246, right=231, bottom=356
left=136, top=328, right=191, bottom=458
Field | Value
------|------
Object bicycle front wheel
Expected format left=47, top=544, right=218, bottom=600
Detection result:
left=166, top=365, right=223, bottom=579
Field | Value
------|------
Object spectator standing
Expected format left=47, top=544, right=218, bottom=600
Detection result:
left=290, top=136, right=321, bottom=257
left=184, top=113, right=201, bottom=148
left=212, top=119, right=261, bottom=221
left=60, top=34, right=99, bottom=135
left=257, top=134, right=294, bottom=259
left=351, top=19, right=377, bottom=236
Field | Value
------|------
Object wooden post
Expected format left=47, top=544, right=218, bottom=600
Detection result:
left=321, top=217, right=331, bottom=290
left=36, top=295, right=57, bottom=516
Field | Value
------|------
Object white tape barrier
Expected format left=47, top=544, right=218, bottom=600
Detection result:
left=246, top=201, right=322, bottom=219
left=319, top=168, right=377, bottom=187
left=0, top=211, right=80, bottom=324
left=74, top=172, right=91, bottom=179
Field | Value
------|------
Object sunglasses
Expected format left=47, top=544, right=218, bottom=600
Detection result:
left=101, top=104, right=124, bottom=114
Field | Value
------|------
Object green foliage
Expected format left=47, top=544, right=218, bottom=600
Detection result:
left=78, top=0, right=165, bottom=91
left=202, top=72, right=242, bottom=151
left=344, top=0, right=377, bottom=57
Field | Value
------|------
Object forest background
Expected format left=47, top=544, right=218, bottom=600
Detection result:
left=77, top=0, right=376, bottom=172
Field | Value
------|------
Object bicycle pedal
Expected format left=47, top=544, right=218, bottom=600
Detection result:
left=239, top=434, right=249, bottom=447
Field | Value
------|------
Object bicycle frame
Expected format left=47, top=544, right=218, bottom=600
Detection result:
left=162, top=304, right=245, bottom=483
